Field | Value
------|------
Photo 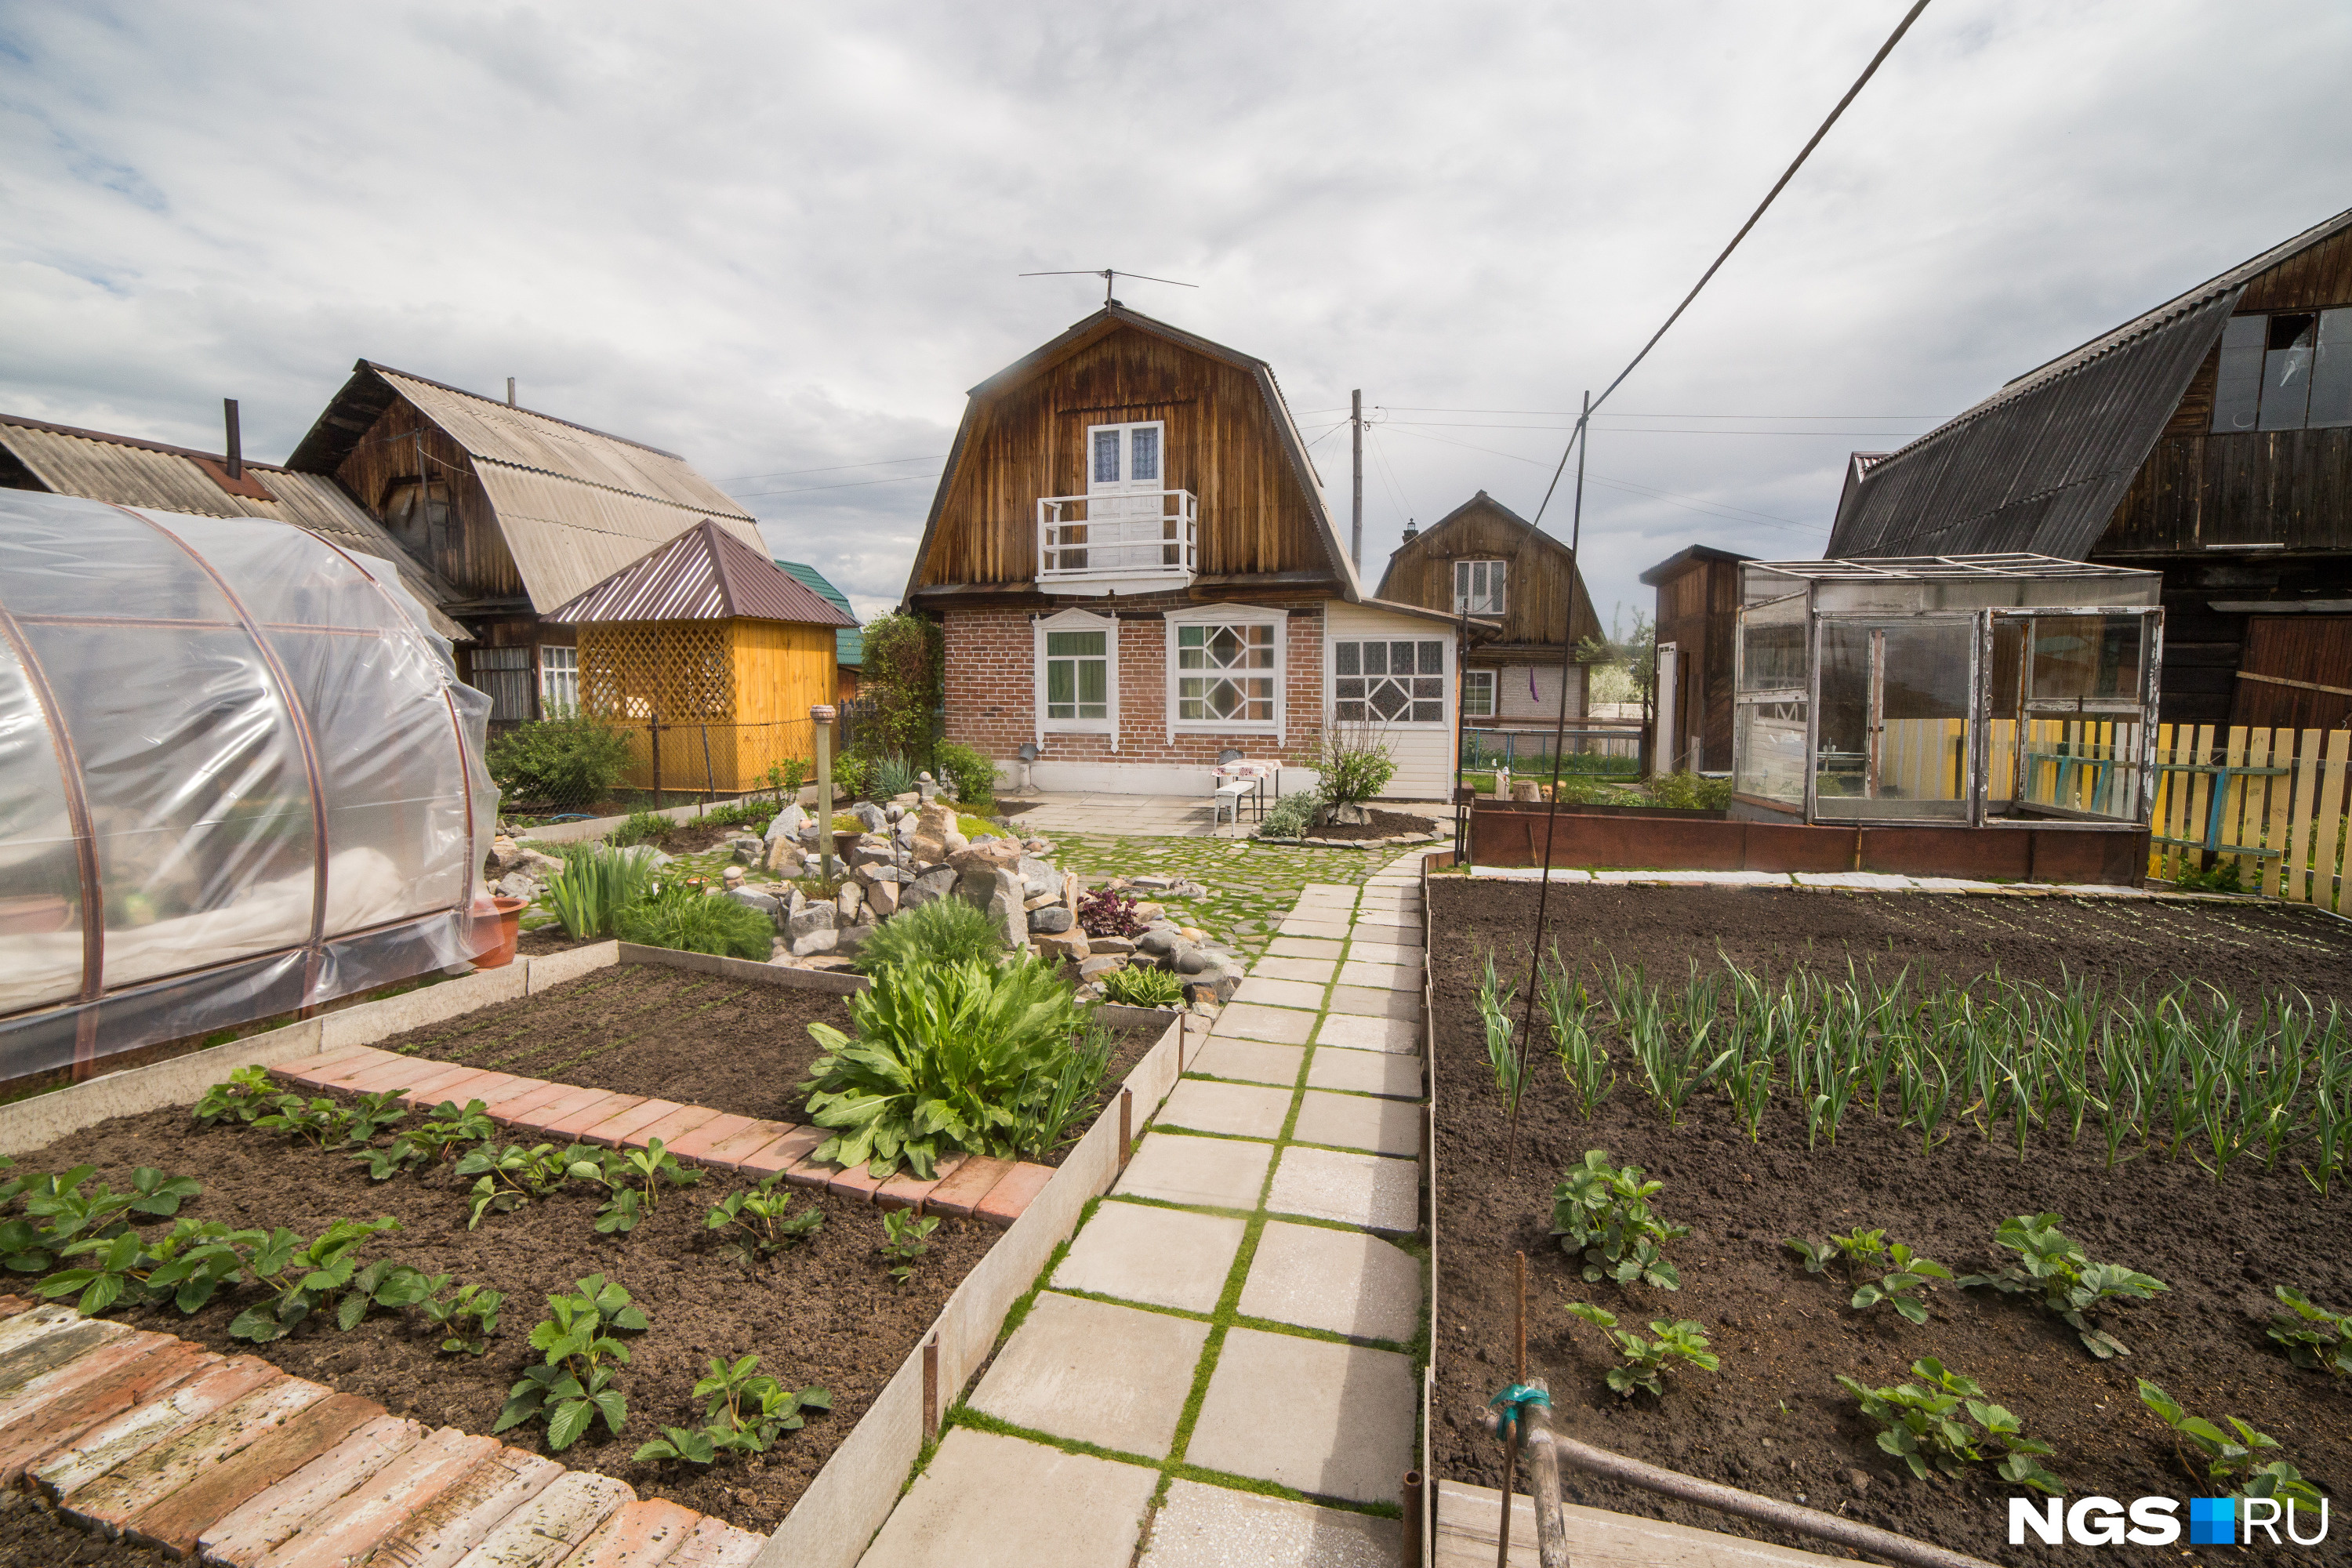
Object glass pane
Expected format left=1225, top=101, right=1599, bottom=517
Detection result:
left=2309, top=308, right=2352, bottom=430
left=1413, top=677, right=1442, bottom=698
left=1389, top=641, right=1416, bottom=674
left=1813, top=625, right=1872, bottom=813
left=1245, top=625, right=1273, bottom=666
left=1815, top=622, right=1971, bottom=821
left=2029, top=615, right=2143, bottom=702
left=1370, top=684, right=1409, bottom=720
left=1733, top=702, right=1807, bottom=806
left=1985, top=621, right=2024, bottom=811
left=2020, top=718, right=2144, bottom=820
left=1337, top=700, right=1366, bottom=720
left=2258, top=314, right=2318, bottom=431
left=1045, top=631, right=1104, bottom=657
left=1077, top=661, right=1105, bottom=706
left=1412, top=700, right=1442, bottom=722
left=1335, top=642, right=1360, bottom=676
left=1740, top=598, right=1809, bottom=691
left=1178, top=626, right=1203, bottom=646
left=1337, top=678, right=1365, bottom=699
left=1047, top=662, right=1074, bottom=707
left=1130, top=427, right=1160, bottom=483
left=1092, top=430, right=1121, bottom=484
left=1362, top=642, right=1386, bottom=676
left=1419, top=641, right=1443, bottom=673
left=2211, top=314, right=2266, bottom=434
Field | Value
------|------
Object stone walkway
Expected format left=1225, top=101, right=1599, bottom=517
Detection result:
left=1046, top=834, right=1388, bottom=969
left=861, top=856, right=1430, bottom=1568
left=1007, top=792, right=1253, bottom=839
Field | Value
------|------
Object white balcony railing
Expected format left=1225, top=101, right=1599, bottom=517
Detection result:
left=1037, top=490, right=1197, bottom=584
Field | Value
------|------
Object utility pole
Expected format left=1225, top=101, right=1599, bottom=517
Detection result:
left=1350, top=389, right=1363, bottom=572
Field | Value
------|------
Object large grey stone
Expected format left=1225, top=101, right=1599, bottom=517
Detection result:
left=1090, top=935, right=1136, bottom=956
left=727, top=834, right=764, bottom=863
left=833, top=924, right=872, bottom=954
left=786, top=902, right=837, bottom=941
left=724, top=887, right=780, bottom=918
left=1135, top=927, right=1181, bottom=958
left=949, top=836, right=1023, bottom=874
left=1238, top=1221, right=1423, bottom=1342
left=1051, top=1202, right=1245, bottom=1314
left=789, top=927, right=839, bottom=957
left=1018, top=855, right=1059, bottom=901
left=837, top=884, right=864, bottom=924
left=494, top=872, right=539, bottom=901
left=1029, top=904, right=1073, bottom=935
left=866, top=878, right=900, bottom=919
left=764, top=804, right=806, bottom=844
left=764, top=837, right=805, bottom=875
left=988, top=866, right=1030, bottom=950
left=1141, top=1479, right=1398, bottom=1568
left=1185, top=1330, right=1416, bottom=1504
left=899, top=866, right=957, bottom=911
left=859, top=1428, right=1156, bottom=1568
left=967, top=1294, right=1207, bottom=1457
left=849, top=800, right=887, bottom=833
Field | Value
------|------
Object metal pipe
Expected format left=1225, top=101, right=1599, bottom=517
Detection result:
left=1399, top=1471, right=1425, bottom=1568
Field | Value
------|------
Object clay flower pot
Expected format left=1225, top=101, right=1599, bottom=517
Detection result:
left=474, top=895, right=529, bottom=969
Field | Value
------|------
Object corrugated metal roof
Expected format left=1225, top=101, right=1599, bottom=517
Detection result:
left=0, top=414, right=471, bottom=641
left=547, top=519, right=858, bottom=626
left=776, top=560, right=863, bottom=666
left=1829, top=207, right=2352, bottom=560
left=471, top=463, right=770, bottom=611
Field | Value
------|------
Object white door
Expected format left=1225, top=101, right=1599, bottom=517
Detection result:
left=1653, top=642, right=1679, bottom=775
left=1086, top=422, right=1167, bottom=572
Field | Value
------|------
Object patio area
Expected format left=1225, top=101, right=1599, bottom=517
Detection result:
left=1000, top=791, right=1259, bottom=840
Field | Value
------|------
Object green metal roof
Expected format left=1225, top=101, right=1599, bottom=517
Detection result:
left=775, top=559, right=862, bottom=667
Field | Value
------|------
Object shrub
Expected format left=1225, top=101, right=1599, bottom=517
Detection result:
left=1077, top=888, right=1146, bottom=939
left=761, top=757, right=810, bottom=803
left=799, top=954, right=1096, bottom=1178
left=617, top=886, right=775, bottom=961
left=1101, top=965, right=1183, bottom=1008
left=932, top=739, right=998, bottom=806
left=544, top=844, right=656, bottom=940
left=861, top=613, right=943, bottom=757
left=871, top=753, right=917, bottom=800
left=1256, top=793, right=1317, bottom=839
left=853, top=896, right=1004, bottom=976
left=609, top=809, right=670, bottom=848
left=487, top=715, right=634, bottom=810
left=829, top=753, right=869, bottom=800
left=1316, top=722, right=1397, bottom=808
left=1645, top=771, right=1731, bottom=811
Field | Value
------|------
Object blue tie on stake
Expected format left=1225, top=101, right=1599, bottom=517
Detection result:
left=1487, top=1381, right=1551, bottom=1443
left=2188, top=1497, right=2235, bottom=1545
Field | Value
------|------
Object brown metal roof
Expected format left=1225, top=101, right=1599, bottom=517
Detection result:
left=0, top=412, right=471, bottom=641
left=546, top=518, right=857, bottom=627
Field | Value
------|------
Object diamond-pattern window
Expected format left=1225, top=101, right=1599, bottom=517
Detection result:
left=1334, top=638, right=1445, bottom=724
left=1175, top=621, right=1276, bottom=723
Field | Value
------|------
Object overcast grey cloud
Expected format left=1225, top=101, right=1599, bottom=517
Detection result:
left=3, top=2, right=2347, bottom=622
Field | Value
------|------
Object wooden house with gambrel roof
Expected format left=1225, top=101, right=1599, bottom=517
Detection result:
left=902, top=303, right=1480, bottom=798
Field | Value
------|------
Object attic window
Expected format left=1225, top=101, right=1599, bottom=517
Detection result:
left=2212, top=309, right=2352, bottom=433
left=382, top=477, right=449, bottom=549
left=1454, top=559, right=1506, bottom=615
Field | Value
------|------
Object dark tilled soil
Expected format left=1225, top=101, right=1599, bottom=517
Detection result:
left=370, top=964, right=1163, bottom=1167
left=516, top=926, right=600, bottom=956
left=9, top=1106, right=999, bottom=1535
left=1303, top=808, right=1446, bottom=842
left=0, top=1490, right=177, bottom=1567
left=1428, top=883, right=2352, bottom=1566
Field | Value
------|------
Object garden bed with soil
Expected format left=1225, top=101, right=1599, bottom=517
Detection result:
left=368, top=960, right=1164, bottom=1169
left=1428, top=880, right=2352, bottom=1565
left=7, top=1102, right=1000, bottom=1535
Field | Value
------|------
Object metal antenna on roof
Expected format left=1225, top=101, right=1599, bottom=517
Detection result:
left=1019, top=269, right=1199, bottom=310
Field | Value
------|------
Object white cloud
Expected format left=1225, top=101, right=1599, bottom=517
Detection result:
left=2, top=2, right=2346, bottom=623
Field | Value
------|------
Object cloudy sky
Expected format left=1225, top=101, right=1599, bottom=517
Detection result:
left=4, top=2, right=2347, bottom=624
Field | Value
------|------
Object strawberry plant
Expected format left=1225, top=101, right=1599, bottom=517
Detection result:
left=193, top=1066, right=281, bottom=1127
left=251, top=1094, right=346, bottom=1149
left=1838, top=1359, right=2059, bottom=1494
left=495, top=1274, right=648, bottom=1450
left=1956, top=1213, right=2167, bottom=1358
left=574, top=1139, right=703, bottom=1235
left=636, top=1353, right=832, bottom=1465
left=706, top=1174, right=826, bottom=1261
left=353, top=1098, right=495, bottom=1180
left=1564, top=1304, right=1719, bottom=1397
left=456, top=1142, right=579, bottom=1229
left=2266, top=1286, right=2350, bottom=1380
left=2136, top=1380, right=2323, bottom=1511
left=225, top=1218, right=428, bottom=1342
left=420, top=1277, right=505, bottom=1356
left=1787, top=1229, right=1953, bottom=1325
left=879, top=1210, right=938, bottom=1284
left=1550, top=1149, right=1689, bottom=1290
left=39, top=1218, right=258, bottom=1317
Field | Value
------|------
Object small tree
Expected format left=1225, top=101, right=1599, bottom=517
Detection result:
left=1575, top=608, right=1657, bottom=774
left=858, top=614, right=942, bottom=761
left=487, top=715, right=634, bottom=811
left=1316, top=722, right=1398, bottom=818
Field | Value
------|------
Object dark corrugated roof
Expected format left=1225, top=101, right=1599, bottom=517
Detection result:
left=546, top=519, right=858, bottom=626
left=775, top=560, right=863, bottom=666
left=1639, top=543, right=1751, bottom=586
left=1828, top=206, right=2352, bottom=560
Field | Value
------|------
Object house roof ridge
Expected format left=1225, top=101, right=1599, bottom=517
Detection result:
left=361, top=361, right=689, bottom=461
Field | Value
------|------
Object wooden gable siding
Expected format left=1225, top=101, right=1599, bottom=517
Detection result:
left=1651, top=554, right=1742, bottom=767
left=1377, top=506, right=1597, bottom=649
left=2099, top=223, right=2352, bottom=557
left=332, top=397, right=518, bottom=597
left=916, top=325, right=1332, bottom=589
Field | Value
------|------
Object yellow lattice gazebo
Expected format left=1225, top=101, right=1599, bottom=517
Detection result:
left=545, top=520, right=858, bottom=794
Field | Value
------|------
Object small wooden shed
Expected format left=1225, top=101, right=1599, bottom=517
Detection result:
left=545, top=519, right=857, bottom=794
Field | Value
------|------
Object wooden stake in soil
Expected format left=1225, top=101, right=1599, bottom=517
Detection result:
left=1118, top=1088, right=1133, bottom=1171
left=922, top=1334, right=938, bottom=1437
left=1497, top=1249, right=1526, bottom=1568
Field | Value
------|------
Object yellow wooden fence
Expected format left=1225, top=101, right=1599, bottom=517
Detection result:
left=2147, top=724, right=2350, bottom=911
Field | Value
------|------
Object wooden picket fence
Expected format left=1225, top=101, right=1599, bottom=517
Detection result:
left=2147, top=724, right=2350, bottom=910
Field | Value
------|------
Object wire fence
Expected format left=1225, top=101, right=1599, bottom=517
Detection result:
left=1460, top=726, right=1643, bottom=779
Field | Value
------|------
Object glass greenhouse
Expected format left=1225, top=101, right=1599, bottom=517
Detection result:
left=0, top=489, right=496, bottom=1083
left=1730, top=554, right=2163, bottom=828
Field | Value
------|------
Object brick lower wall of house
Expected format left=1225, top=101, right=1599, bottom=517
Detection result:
left=940, top=597, right=1328, bottom=770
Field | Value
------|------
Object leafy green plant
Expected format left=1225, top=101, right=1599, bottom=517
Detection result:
left=1564, top=1304, right=1719, bottom=1397
left=2169, top=857, right=2245, bottom=894
left=634, top=1353, right=833, bottom=1465
left=869, top=753, right=917, bottom=799
left=456, top=1142, right=579, bottom=1229
left=800, top=953, right=1095, bottom=1178
left=1475, top=948, right=1525, bottom=1116
left=879, top=1210, right=939, bottom=1284
left=829, top=753, right=870, bottom=800
left=1956, top=1213, right=2168, bottom=1358
left=496, top=1274, right=648, bottom=1450
left=1316, top=720, right=1398, bottom=809
left=1541, top=948, right=1610, bottom=1117
left=852, top=895, right=1003, bottom=976
left=706, top=1174, right=826, bottom=1261
left=2266, top=1287, right=2351, bottom=1380
left=1100, top=964, right=1183, bottom=1009
left=38, top=1218, right=257, bottom=1317
left=9, top=1165, right=202, bottom=1284
left=1008, top=1024, right=1116, bottom=1163
left=1256, top=792, right=1317, bottom=839
left=931, top=738, right=997, bottom=808
left=572, top=1140, right=702, bottom=1235
left=354, top=1098, right=495, bottom=1180
left=544, top=844, right=657, bottom=941
left=225, top=1218, right=426, bottom=1343
left=610, top=808, right=671, bottom=848
left=615, top=883, right=774, bottom=960
left=1550, top=1150, right=1688, bottom=1290
left=486, top=714, right=634, bottom=808
left=194, top=1065, right=281, bottom=1127
left=1786, top=1229, right=1953, bottom=1325
left=1076, top=888, right=1146, bottom=939
left=1838, top=1358, right=2059, bottom=1494
left=250, top=1094, right=346, bottom=1149
left=762, top=757, right=811, bottom=804
left=421, top=1276, right=505, bottom=1356
left=1643, top=771, right=1733, bottom=811
left=340, top=1090, right=412, bottom=1146
left=2136, top=1379, right=2322, bottom=1510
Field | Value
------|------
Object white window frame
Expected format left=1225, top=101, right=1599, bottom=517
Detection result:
left=1165, top=602, right=1285, bottom=739
left=1035, top=608, right=1118, bottom=746
left=1454, top=558, right=1507, bottom=615
left=1329, top=633, right=1451, bottom=728
left=1461, top=667, right=1495, bottom=719
left=538, top=645, right=579, bottom=718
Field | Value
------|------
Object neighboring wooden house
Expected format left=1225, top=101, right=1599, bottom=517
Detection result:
left=1641, top=543, right=1750, bottom=772
left=901, top=303, right=1475, bottom=798
left=775, top=559, right=865, bottom=699
left=1830, top=206, right=2352, bottom=729
left=1373, top=491, right=1601, bottom=731
left=0, top=411, right=468, bottom=642
left=285, top=361, right=762, bottom=725
left=545, top=521, right=855, bottom=795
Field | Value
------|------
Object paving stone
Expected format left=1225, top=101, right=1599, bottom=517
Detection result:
left=697, top=1118, right=800, bottom=1169
left=666, top=1513, right=766, bottom=1566
left=260, top=1426, right=501, bottom=1568
left=34, top=1356, right=285, bottom=1501
left=481, top=1079, right=569, bottom=1123
left=862, top=1427, right=1156, bottom=1568
left=308, top=1048, right=402, bottom=1089
left=71, top=1374, right=332, bottom=1526
left=971, top=1294, right=1208, bottom=1456
left=1250, top=956, right=1339, bottom=985
left=1277, top=918, right=1355, bottom=940
left=1115, top=1133, right=1272, bottom=1211
left=1142, top=1476, right=1400, bottom=1568
left=1156, top=1079, right=1292, bottom=1140
left=561, top=1497, right=704, bottom=1567
left=1335, top=960, right=1417, bottom=990
left=1324, top=985, right=1419, bottom=1022
left=875, top=1152, right=962, bottom=1213
left=537, top=1088, right=645, bottom=1140
left=1052, top=1203, right=1245, bottom=1313
left=1185, top=1038, right=1305, bottom=1087
left=629, top=1103, right=723, bottom=1150
left=0, top=1316, right=136, bottom=1405
left=1305, top=1048, right=1422, bottom=1100
left=286, top=1045, right=391, bottom=1087
left=0, top=1338, right=209, bottom=1486
left=1313, top=1014, right=1419, bottom=1054
left=196, top=1412, right=426, bottom=1564
left=1229, top=977, right=1326, bottom=1011
left=1185, top=1328, right=1417, bottom=1504
left=363, top=1443, right=564, bottom=1568
left=926, top=1155, right=1016, bottom=1218
left=975, top=1161, right=1054, bottom=1226
left=799, top=1157, right=888, bottom=1200
left=122, top=1391, right=380, bottom=1556
left=1210, top=1004, right=1316, bottom=1046
left=1239, top=1222, right=1423, bottom=1343
left=1341, top=940, right=1421, bottom=967
left=735, top=1125, right=825, bottom=1176
left=401, top=1069, right=528, bottom=1110
left=581, top=1096, right=688, bottom=1149
left=334, top=1054, right=450, bottom=1095
left=450, top=1468, right=634, bottom=1566
left=1290, top=1091, right=1421, bottom=1156
left=664, top=1111, right=762, bottom=1163
left=1266, top=1147, right=1420, bottom=1236
left=1267, top=936, right=1346, bottom=960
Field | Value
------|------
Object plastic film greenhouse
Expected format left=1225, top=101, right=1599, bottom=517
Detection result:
left=0, top=489, right=497, bottom=1083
